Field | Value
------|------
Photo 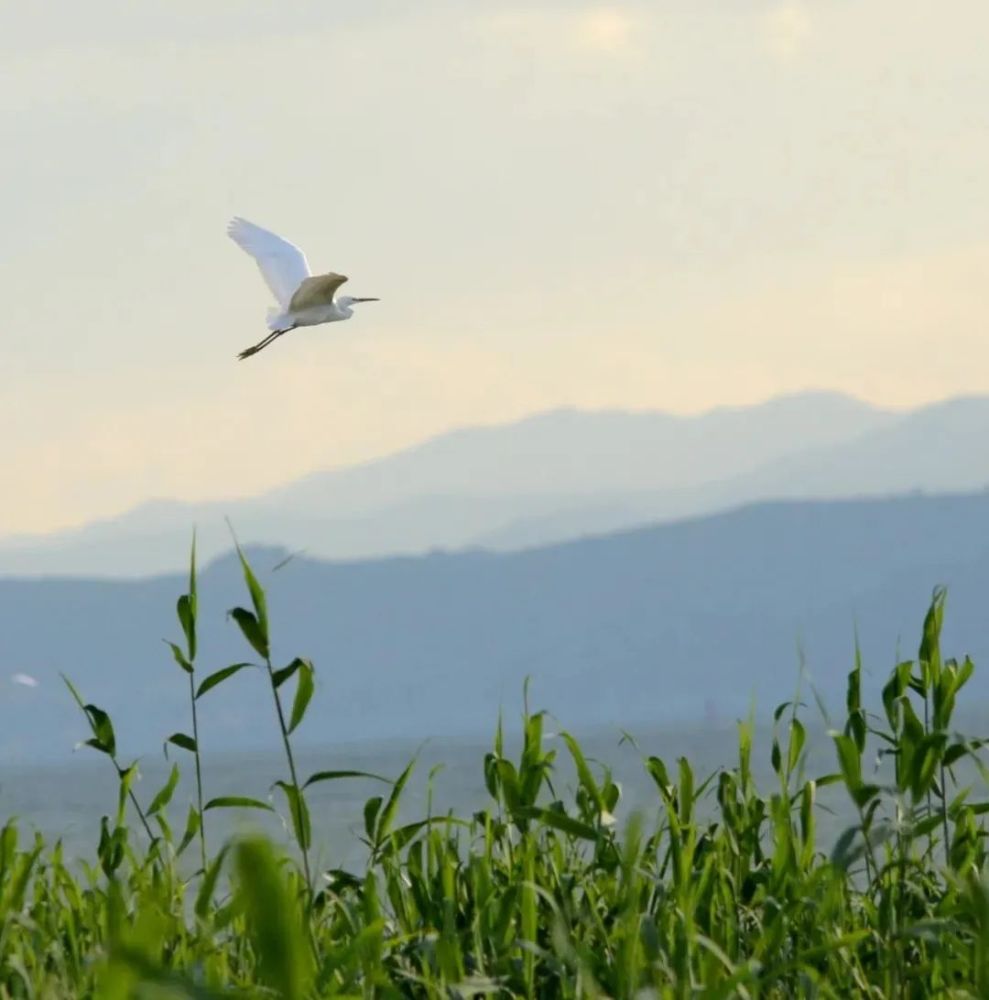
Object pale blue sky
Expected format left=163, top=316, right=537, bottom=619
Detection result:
left=2, top=1, right=988, bottom=533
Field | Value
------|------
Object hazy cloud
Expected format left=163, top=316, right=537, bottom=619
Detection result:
left=573, top=8, right=638, bottom=53
left=483, top=6, right=643, bottom=61
left=764, top=3, right=812, bottom=63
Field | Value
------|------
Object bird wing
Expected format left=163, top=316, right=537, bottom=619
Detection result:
left=227, top=217, right=311, bottom=308
left=288, top=272, right=349, bottom=311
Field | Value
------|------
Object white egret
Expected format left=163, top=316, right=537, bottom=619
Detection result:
left=227, top=217, right=378, bottom=360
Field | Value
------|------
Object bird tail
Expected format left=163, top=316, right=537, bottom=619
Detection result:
left=266, top=307, right=289, bottom=332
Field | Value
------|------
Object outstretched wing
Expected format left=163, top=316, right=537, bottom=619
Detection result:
left=227, top=217, right=311, bottom=308
left=288, top=272, right=349, bottom=311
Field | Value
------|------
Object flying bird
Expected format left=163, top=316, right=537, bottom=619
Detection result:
left=227, top=217, right=379, bottom=360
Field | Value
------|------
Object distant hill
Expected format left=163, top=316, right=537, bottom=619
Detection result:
left=5, top=392, right=989, bottom=579
left=268, top=390, right=888, bottom=509
left=478, top=395, right=989, bottom=549
left=0, top=391, right=899, bottom=576
left=1, top=491, right=987, bottom=762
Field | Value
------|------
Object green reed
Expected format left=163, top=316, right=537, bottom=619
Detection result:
left=2, top=546, right=989, bottom=998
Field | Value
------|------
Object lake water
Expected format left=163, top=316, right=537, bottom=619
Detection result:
left=0, top=720, right=868, bottom=871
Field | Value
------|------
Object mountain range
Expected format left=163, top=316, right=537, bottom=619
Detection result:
left=3, top=390, right=988, bottom=578
left=2, top=490, right=988, bottom=762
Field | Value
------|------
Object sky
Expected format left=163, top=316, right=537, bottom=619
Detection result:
left=2, top=1, right=988, bottom=536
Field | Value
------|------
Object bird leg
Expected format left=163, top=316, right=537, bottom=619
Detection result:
left=237, top=327, right=290, bottom=360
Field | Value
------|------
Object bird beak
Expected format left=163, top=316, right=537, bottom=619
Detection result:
left=353, top=297, right=380, bottom=303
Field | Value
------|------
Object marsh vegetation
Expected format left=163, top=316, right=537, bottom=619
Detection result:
left=1, top=544, right=987, bottom=997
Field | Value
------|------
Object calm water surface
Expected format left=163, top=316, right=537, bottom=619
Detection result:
left=0, top=722, right=875, bottom=870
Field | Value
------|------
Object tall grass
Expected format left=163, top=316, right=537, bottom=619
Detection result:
left=2, top=548, right=989, bottom=997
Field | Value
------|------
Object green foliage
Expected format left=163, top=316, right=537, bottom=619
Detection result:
left=4, top=556, right=989, bottom=997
